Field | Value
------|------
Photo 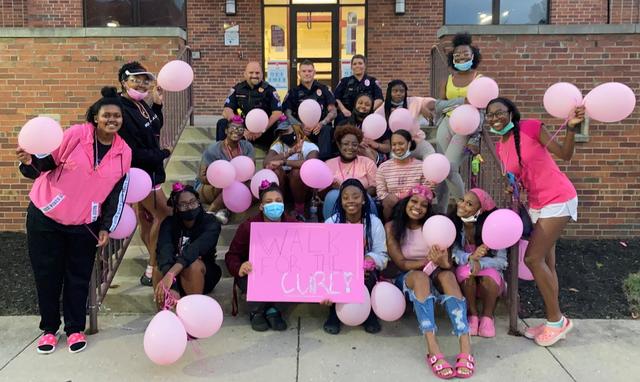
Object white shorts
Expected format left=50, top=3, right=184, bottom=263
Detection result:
left=529, top=196, right=578, bottom=224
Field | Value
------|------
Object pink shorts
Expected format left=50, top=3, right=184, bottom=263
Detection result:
left=455, top=264, right=505, bottom=295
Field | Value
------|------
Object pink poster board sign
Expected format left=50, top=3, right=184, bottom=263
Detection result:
left=247, top=222, right=364, bottom=303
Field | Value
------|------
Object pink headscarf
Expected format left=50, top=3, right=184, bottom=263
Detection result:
left=409, top=185, right=434, bottom=203
left=469, top=188, right=496, bottom=212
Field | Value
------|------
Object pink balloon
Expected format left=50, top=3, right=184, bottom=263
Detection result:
left=388, top=108, right=415, bottom=132
left=298, top=99, right=322, bottom=127
left=143, top=310, right=187, bottom=365
left=336, top=289, right=371, bottom=326
left=250, top=169, right=279, bottom=198
left=482, top=209, right=524, bottom=250
left=422, top=153, right=451, bottom=183
left=157, top=60, right=194, bottom=92
left=300, top=159, right=333, bottom=189
left=584, top=82, right=636, bottom=123
left=245, top=109, right=269, bottom=133
left=18, top=117, right=63, bottom=155
left=543, top=82, right=583, bottom=119
left=222, top=181, right=252, bottom=213
left=422, top=215, right=456, bottom=249
left=125, top=168, right=152, bottom=203
left=362, top=113, right=387, bottom=140
left=176, top=295, right=224, bottom=339
left=371, top=281, right=406, bottom=322
left=467, top=77, right=499, bottom=109
left=449, top=104, right=481, bottom=135
left=230, top=156, right=255, bottom=182
left=109, top=204, right=137, bottom=239
left=207, top=160, right=236, bottom=189
left=518, top=239, right=534, bottom=281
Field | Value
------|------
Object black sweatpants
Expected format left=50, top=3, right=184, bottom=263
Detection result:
left=26, top=203, right=98, bottom=336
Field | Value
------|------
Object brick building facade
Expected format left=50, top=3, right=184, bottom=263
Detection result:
left=0, top=0, right=638, bottom=236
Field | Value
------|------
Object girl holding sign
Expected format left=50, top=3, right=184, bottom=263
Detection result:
left=224, top=182, right=297, bottom=332
left=450, top=188, right=507, bottom=338
left=323, top=179, right=389, bottom=335
left=486, top=97, right=584, bottom=347
left=385, top=187, right=474, bottom=379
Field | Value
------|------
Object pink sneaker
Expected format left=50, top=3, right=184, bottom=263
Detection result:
left=67, top=332, right=87, bottom=353
left=37, top=332, right=59, bottom=354
left=524, top=323, right=545, bottom=339
left=534, top=317, right=573, bottom=347
left=478, top=316, right=495, bottom=338
left=468, top=315, right=479, bottom=336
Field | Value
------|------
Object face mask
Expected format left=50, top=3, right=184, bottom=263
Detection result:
left=460, top=210, right=481, bottom=223
left=453, top=57, right=474, bottom=72
left=353, top=109, right=370, bottom=120
left=127, top=87, right=149, bottom=101
left=280, top=133, right=296, bottom=147
left=177, top=206, right=201, bottom=222
left=490, top=121, right=515, bottom=136
left=391, top=150, right=412, bottom=160
left=263, top=202, right=284, bottom=221
left=390, top=100, right=404, bottom=107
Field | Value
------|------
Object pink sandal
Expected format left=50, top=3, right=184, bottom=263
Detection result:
left=37, top=333, right=59, bottom=354
left=524, top=323, right=545, bottom=339
left=454, top=353, right=475, bottom=378
left=67, top=332, right=87, bottom=353
left=426, top=353, right=455, bottom=379
left=468, top=315, right=479, bottom=336
left=534, top=317, right=573, bottom=347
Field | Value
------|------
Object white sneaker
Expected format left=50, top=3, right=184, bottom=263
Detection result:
left=213, top=209, right=230, bottom=225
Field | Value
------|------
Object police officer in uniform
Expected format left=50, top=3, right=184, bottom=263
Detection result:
left=333, top=54, right=384, bottom=125
left=217, top=61, right=282, bottom=148
left=283, top=60, right=337, bottom=160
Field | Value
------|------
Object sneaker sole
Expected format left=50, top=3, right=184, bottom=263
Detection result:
left=37, top=347, right=55, bottom=354
left=68, top=342, right=87, bottom=353
left=534, top=319, right=574, bottom=347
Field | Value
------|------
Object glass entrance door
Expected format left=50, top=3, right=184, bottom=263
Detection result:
left=290, top=7, right=339, bottom=89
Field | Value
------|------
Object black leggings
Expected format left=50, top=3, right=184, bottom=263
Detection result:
left=26, top=203, right=98, bottom=335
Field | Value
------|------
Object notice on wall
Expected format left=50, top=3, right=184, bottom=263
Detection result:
left=247, top=223, right=365, bottom=303
left=224, top=25, right=239, bottom=46
left=341, top=60, right=352, bottom=78
left=266, top=60, right=289, bottom=92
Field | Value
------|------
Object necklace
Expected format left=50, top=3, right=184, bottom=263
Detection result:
left=132, top=99, right=151, bottom=121
left=338, top=157, right=358, bottom=181
left=224, top=140, right=241, bottom=159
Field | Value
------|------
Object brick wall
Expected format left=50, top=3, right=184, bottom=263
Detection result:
left=438, top=33, right=640, bottom=238
left=609, top=0, right=640, bottom=23
left=0, top=0, right=27, bottom=27
left=27, top=0, right=83, bottom=27
left=0, top=36, right=183, bottom=230
left=550, top=0, right=608, bottom=24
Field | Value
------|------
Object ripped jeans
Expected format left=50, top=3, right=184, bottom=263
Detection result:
left=393, top=271, right=469, bottom=336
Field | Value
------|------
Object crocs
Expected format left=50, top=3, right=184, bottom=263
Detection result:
left=67, top=332, right=87, bottom=353
left=524, top=323, right=545, bottom=339
left=37, top=332, right=59, bottom=354
left=534, top=317, right=573, bottom=347
left=478, top=316, right=495, bottom=338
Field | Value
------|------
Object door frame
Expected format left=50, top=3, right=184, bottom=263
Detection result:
left=289, top=4, right=340, bottom=89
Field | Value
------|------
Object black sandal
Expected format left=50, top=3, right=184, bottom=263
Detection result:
left=265, top=310, right=288, bottom=331
left=323, top=305, right=341, bottom=335
left=249, top=312, right=269, bottom=332
left=362, top=312, right=381, bottom=334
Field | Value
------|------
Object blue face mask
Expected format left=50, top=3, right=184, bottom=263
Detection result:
left=263, top=202, right=285, bottom=221
left=453, top=58, right=474, bottom=72
left=490, top=121, right=515, bottom=136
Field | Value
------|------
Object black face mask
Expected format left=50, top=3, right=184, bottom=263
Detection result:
left=280, top=133, right=296, bottom=147
left=353, top=109, right=370, bottom=121
left=177, top=206, right=201, bottom=222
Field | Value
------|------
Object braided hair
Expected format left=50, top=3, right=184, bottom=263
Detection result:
left=384, top=80, right=408, bottom=121
left=487, top=97, right=523, bottom=167
left=332, top=178, right=374, bottom=253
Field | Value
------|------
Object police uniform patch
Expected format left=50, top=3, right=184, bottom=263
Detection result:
left=225, top=98, right=230, bottom=104
left=364, top=79, right=370, bottom=87
left=228, top=88, right=235, bottom=96
left=272, top=91, right=280, bottom=101
left=316, top=89, right=322, bottom=97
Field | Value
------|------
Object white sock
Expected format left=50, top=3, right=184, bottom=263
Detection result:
left=145, top=265, right=153, bottom=278
left=546, top=316, right=564, bottom=328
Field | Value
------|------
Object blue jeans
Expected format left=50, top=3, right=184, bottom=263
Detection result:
left=322, top=189, right=378, bottom=220
left=394, top=271, right=469, bottom=336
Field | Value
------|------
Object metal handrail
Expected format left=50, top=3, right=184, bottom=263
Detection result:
left=87, top=46, right=194, bottom=334
left=431, top=43, right=521, bottom=335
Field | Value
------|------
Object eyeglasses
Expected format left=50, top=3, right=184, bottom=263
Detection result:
left=177, top=199, right=199, bottom=211
left=228, top=125, right=245, bottom=132
left=486, top=111, right=509, bottom=119
left=453, top=53, right=473, bottom=59
left=127, top=77, right=152, bottom=86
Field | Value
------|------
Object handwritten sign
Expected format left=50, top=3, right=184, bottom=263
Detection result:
left=247, top=222, right=364, bottom=303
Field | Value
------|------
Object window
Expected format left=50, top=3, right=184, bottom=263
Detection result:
left=445, top=0, right=548, bottom=25
left=84, top=0, right=187, bottom=28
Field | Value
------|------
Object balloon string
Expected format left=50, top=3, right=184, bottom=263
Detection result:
left=162, top=275, right=179, bottom=311
left=544, top=116, right=571, bottom=149
left=189, top=337, right=203, bottom=358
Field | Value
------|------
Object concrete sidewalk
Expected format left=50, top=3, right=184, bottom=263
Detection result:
left=1, top=308, right=639, bottom=382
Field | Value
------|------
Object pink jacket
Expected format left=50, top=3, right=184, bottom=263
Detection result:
left=29, top=123, right=132, bottom=226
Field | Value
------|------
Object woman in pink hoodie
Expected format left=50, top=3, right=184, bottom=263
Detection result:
left=16, top=87, right=132, bottom=355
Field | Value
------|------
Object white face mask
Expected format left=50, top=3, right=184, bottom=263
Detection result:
left=460, top=210, right=481, bottom=223
left=391, top=150, right=411, bottom=160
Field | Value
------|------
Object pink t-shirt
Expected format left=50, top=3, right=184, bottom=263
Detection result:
left=325, top=155, right=377, bottom=189
left=376, top=158, right=426, bottom=200
left=496, top=119, right=576, bottom=209
left=400, top=228, right=429, bottom=261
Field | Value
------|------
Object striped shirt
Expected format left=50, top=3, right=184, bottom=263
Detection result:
left=375, top=158, right=426, bottom=200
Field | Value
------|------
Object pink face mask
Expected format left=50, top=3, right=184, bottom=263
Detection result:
left=127, top=87, right=148, bottom=101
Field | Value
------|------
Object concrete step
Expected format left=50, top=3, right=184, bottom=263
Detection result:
left=179, top=125, right=217, bottom=141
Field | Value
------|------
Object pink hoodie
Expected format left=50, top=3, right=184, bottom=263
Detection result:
left=29, top=122, right=132, bottom=226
